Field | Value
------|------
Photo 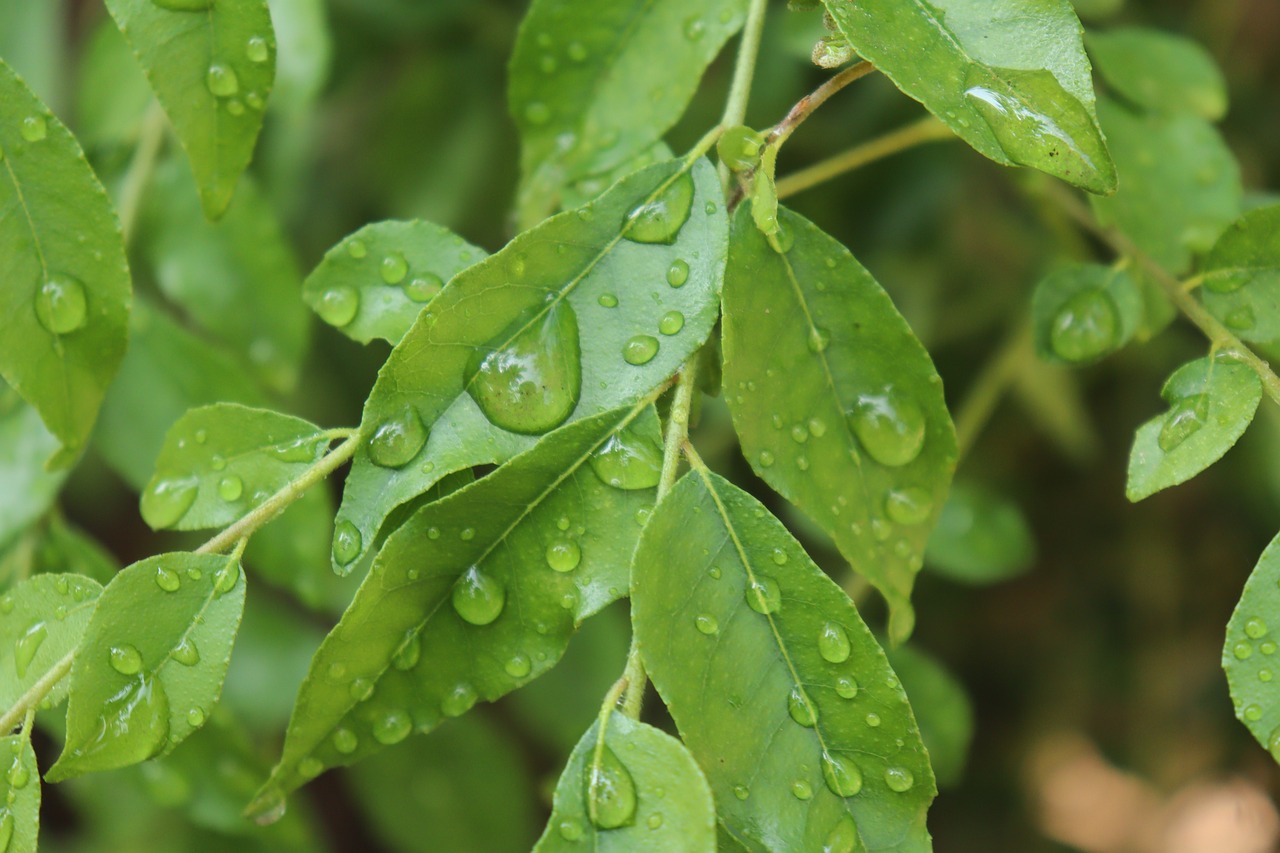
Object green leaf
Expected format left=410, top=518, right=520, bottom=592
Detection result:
left=1200, top=206, right=1280, bottom=344
left=243, top=487, right=346, bottom=613
left=0, top=574, right=103, bottom=709
left=633, top=471, right=935, bottom=852
left=47, top=551, right=247, bottom=782
left=302, top=220, right=487, bottom=345
left=0, top=517, right=120, bottom=587
left=252, top=406, right=660, bottom=812
left=560, top=142, right=674, bottom=211
left=266, top=0, right=331, bottom=113
left=0, top=0, right=63, bottom=106
left=819, top=0, right=1116, bottom=194
left=0, top=59, right=132, bottom=467
left=533, top=711, right=716, bottom=851
left=924, top=483, right=1036, bottom=585
left=1071, top=0, right=1123, bottom=20
left=0, top=386, right=66, bottom=548
left=1090, top=98, right=1241, bottom=274
left=1126, top=354, right=1261, bottom=502
left=333, top=158, right=726, bottom=572
left=0, top=735, right=41, bottom=853
left=885, top=645, right=973, bottom=789
left=1223, top=531, right=1280, bottom=764
left=721, top=206, right=956, bottom=642
left=351, top=714, right=538, bottom=853
left=104, top=0, right=276, bottom=219
left=509, top=0, right=746, bottom=227
left=75, top=20, right=153, bottom=149
left=94, top=301, right=268, bottom=490
left=1030, top=263, right=1142, bottom=365
left=139, top=403, right=326, bottom=532
left=1087, top=27, right=1227, bottom=121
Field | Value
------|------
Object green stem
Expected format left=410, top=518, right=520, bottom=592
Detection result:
left=774, top=115, right=954, bottom=201
left=657, top=364, right=700, bottom=500
left=117, top=102, right=167, bottom=246
left=717, top=0, right=770, bottom=187
left=0, top=648, right=75, bottom=734
left=767, top=61, right=875, bottom=150
left=953, top=321, right=1033, bottom=461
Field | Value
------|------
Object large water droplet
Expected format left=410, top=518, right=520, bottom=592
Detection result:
left=1158, top=394, right=1208, bottom=452
left=545, top=540, right=581, bottom=573
left=787, top=686, right=818, bottom=727
left=586, top=745, right=637, bottom=829
left=35, top=273, right=88, bottom=334
left=380, top=252, right=409, bottom=285
left=884, top=766, right=915, bottom=792
left=505, top=654, right=532, bottom=678
left=246, top=36, right=270, bottom=63
left=405, top=274, right=443, bottom=303
left=823, top=816, right=859, bottom=853
left=155, top=565, right=181, bottom=593
left=467, top=302, right=581, bottom=435
left=171, top=637, right=199, bottom=667
left=72, top=677, right=168, bottom=766
left=141, top=476, right=199, bottom=529
left=589, top=426, right=662, bottom=489
left=316, top=285, right=359, bottom=327
left=623, top=335, right=659, bottom=365
left=333, top=520, right=363, bottom=567
left=666, top=259, right=690, bottom=287
left=368, top=407, right=428, bottom=468
left=1049, top=289, right=1119, bottom=363
left=392, top=632, right=421, bottom=671
left=217, top=475, right=244, bottom=502
left=849, top=389, right=926, bottom=467
left=109, top=644, right=143, bottom=676
left=818, top=622, right=851, bottom=663
left=1246, top=618, right=1269, bottom=639
left=441, top=683, right=477, bottom=717
left=745, top=577, right=781, bottom=614
left=884, top=487, right=933, bottom=525
left=14, top=623, right=47, bottom=678
left=205, top=64, right=240, bottom=98
left=451, top=566, right=505, bottom=626
left=623, top=173, right=695, bottom=244
left=821, top=751, right=863, bottom=797
left=372, top=709, right=412, bottom=745
left=214, top=559, right=240, bottom=595
left=20, top=115, right=47, bottom=142
left=658, top=311, right=685, bottom=336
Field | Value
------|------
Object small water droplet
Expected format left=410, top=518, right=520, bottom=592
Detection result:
left=758, top=450, right=775, bottom=467
left=821, top=752, right=863, bottom=797
left=835, top=676, right=858, bottom=699
left=155, top=566, right=181, bottom=593
left=109, top=644, right=143, bottom=676
left=186, top=707, right=206, bottom=727
left=666, top=259, right=690, bottom=287
left=505, top=654, right=532, bottom=678
left=746, top=577, right=781, bottom=614
left=333, top=520, right=363, bottom=567
left=865, top=712, right=881, bottom=727
left=849, top=389, right=927, bottom=467
left=558, top=819, right=584, bottom=841
left=380, top=252, right=409, bottom=285
left=883, top=766, right=915, bottom=792
left=451, top=566, right=505, bottom=625
left=441, top=683, right=477, bottom=717
left=733, top=784, right=750, bottom=800
left=347, top=239, right=368, bottom=259
left=546, top=540, right=582, bottom=573
left=368, top=407, right=428, bottom=468
left=1158, top=394, right=1209, bottom=452
left=349, top=678, right=375, bottom=702
left=791, top=779, right=813, bottom=800
left=818, top=622, right=851, bottom=663
left=372, top=709, right=412, bottom=745
left=884, top=487, right=933, bottom=525
left=695, top=613, right=718, bottom=635
left=597, top=293, right=619, bottom=308
left=404, top=274, right=444, bottom=303
left=788, top=686, right=818, bottom=727
left=624, top=174, right=695, bottom=244
left=623, top=335, right=659, bottom=365
left=392, top=632, right=421, bottom=671
left=460, top=528, right=476, bottom=541
left=567, top=41, right=588, bottom=61
left=169, top=636, right=199, bottom=667
left=1245, top=703, right=1263, bottom=721
left=246, top=36, right=269, bottom=63
left=35, top=273, right=89, bottom=334
left=20, top=115, right=47, bottom=142
left=1247, top=618, right=1269, bottom=639
left=658, top=311, right=685, bottom=336
left=206, top=64, right=240, bottom=97
left=332, top=728, right=358, bottom=754
left=1050, top=289, right=1120, bottom=363
left=217, top=475, right=244, bottom=502
left=1234, top=642, right=1253, bottom=660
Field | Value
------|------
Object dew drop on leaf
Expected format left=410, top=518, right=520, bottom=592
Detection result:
left=884, top=766, right=915, bottom=792
left=372, top=709, right=412, bottom=745
left=451, top=566, right=505, bottom=626
left=392, top=632, right=421, bottom=671
left=694, top=613, right=718, bottom=635
left=818, top=622, right=851, bottom=663
left=1049, top=288, right=1119, bottom=363
left=791, top=780, right=813, bottom=800
left=316, top=285, right=359, bottom=327
left=589, top=427, right=662, bottom=490
left=441, top=683, right=477, bottom=718
left=108, top=644, right=143, bottom=676
left=848, top=389, right=927, bottom=467
left=205, top=64, right=239, bottom=98
left=623, top=173, right=695, bottom=244
left=658, top=311, right=685, bottom=336
left=217, top=475, right=244, bottom=502
left=865, top=712, right=881, bottom=727
left=545, top=540, right=582, bottom=573
left=379, top=252, right=409, bottom=285
left=1246, top=618, right=1269, bottom=639
left=333, top=520, right=363, bottom=568
left=246, top=36, right=269, bottom=63
left=349, top=678, right=375, bottom=702
left=368, top=407, right=428, bottom=468
left=141, top=476, right=199, bottom=529
left=20, top=115, right=47, bottom=142
left=733, top=784, right=749, bottom=800
left=13, top=623, right=47, bottom=678
left=332, top=728, right=358, bottom=754
left=835, top=676, right=859, bottom=699
left=171, top=637, right=199, bottom=667
left=884, top=487, right=934, bottom=525
left=787, top=686, right=818, bottom=727
left=35, top=273, right=88, bottom=334
left=186, top=707, right=205, bottom=727
left=745, top=577, right=781, bottom=614
left=214, top=559, right=240, bottom=595
left=623, top=335, right=659, bottom=365
left=404, top=274, right=444, bottom=303
left=558, top=819, right=584, bottom=841
left=824, top=816, right=859, bottom=853
left=821, top=751, right=863, bottom=798
left=666, top=259, right=690, bottom=287
left=586, top=745, right=637, bottom=829
left=598, top=293, right=618, bottom=308
left=504, top=654, right=532, bottom=678
left=807, top=327, right=831, bottom=353
left=1157, top=394, right=1208, bottom=452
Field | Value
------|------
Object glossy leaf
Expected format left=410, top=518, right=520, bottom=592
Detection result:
left=0, top=735, right=40, bottom=853
left=721, top=206, right=956, bottom=642
left=1090, top=98, right=1241, bottom=274
left=104, top=0, right=276, bottom=218
left=1200, top=206, right=1280, bottom=344
left=1223, top=531, right=1280, bottom=765
left=1126, top=354, right=1261, bottom=502
left=140, top=403, right=326, bottom=532
left=1030, top=263, right=1142, bottom=365
left=252, top=406, right=660, bottom=811
left=334, top=158, right=726, bottom=572
left=47, top=552, right=247, bottom=782
left=0, top=59, right=131, bottom=467
left=633, top=471, right=935, bottom=852
left=0, top=386, right=66, bottom=548
left=0, top=574, right=103, bottom=709
left=924, top=483, right=1036, bottom=585
left=533, top=711, right=716, bottom=851
left=302, top=220, right=487, bottom=345
left=819, top=0, right=1116, bottom=194
left=142, top=161, right=309, bottom=392
left=1087, top=27, right=1227, bottom=121
left=509, top=0, right=746, bottom=227
left=885, top=646, right=973, bottom=789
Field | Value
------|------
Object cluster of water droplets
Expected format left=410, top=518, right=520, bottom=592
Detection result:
left=1157, top=391, right=1210, bottom=453
left=318, top=237, right=452, bottom=330
left=1228, top=611, right=1280, bottom=758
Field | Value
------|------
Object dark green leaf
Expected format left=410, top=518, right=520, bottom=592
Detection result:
left=0, top=59, right=131, bottom=467
left=721, top=206, right=956, bottom=642
left=1200, top=206, right=1280, bottom=343
left=104, top=0, right=276, bottom=218
left=303, top=220, right=486, bottom=345
left=252, top=406, right=660, bottom=812
left=533, top=711, right=716, bottom=851
left=139, top=403, right=326, bottom=532
left=509, top=0, right=746, bottom=226
left=1126, top=354, right=1261, bottom=502
left=1090, top=98, right=1241, bottom=274
left=1087, top=27, right=1227, bottom=121
left=0, top=735, right=40, bottom=853
left=885, top=645, right=973, bottom=789
left=0, top=386, right=66, bottom=548
left=1223, top=531, right=1280, bottom=765
left=924, top=483, right=1036, bottom=585
left=633, top=471, right=934, bottom=852
left=819, top=0, right=1116, bottom=194
left=0, top=574, right=103, bottom=709
left=333, top=158, right=726, bottom=572
left=47, top=551, right=247, bottom=781
left=1030, top=263, right=1142, bottom=365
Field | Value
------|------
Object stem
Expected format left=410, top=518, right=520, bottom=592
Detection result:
left=774, top=115, right=954, bottom=201
left=619, top=634, right=646, bottom=719
left=657, top=364, right=700, bottom=500
left=117, top=102, right=167, bottom=246
left=717, top=0, right=770, bottom=187
left=196, top=433, right=360, bottom=555
left=767, top=61, right=875, bottom=149
left=953, top=322, right=1034, bottom=461
left=0, top=648, right=74, bottom=733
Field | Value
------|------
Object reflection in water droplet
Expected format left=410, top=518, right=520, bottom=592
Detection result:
left=368, top=408, right=428, bottom=468
left=206, top=64, right=240, bottom=97
left=746, top=577, right=781, bottom=614
left=623, top=173, right=695, bottom=244
left=405, top=274, right=443, bottom=303
left=884, top=487, right=933, bottom=525
left=214, top=559, right=240, bottom=595
left=246, top=36, right=270, bottom=63
left=849, top=389, right=927, bottom=467
left=186, top=707, right=205, bottom=727
left=791, top=780, right=813, bottom=800
left=884, top=766, right=915, bottom=792
left=333, top=520, right=363, bottom=568
left=14, top=623, right=48, bottom=678
left=451, top=566, right=505, bottom=625
left=142, top=476, right=199, bottom=529
left=558, top=819, right=584, bottom=841
left=20, top=115, right=47, bottom=142
left=316, top=286, right=359, bottom=327
left=333, top=728, right=358, bottom=754
left=695, top=614, right=718, bottom=635
left=1158, top=394, right=1208, bottom=452
left=787, top=686, right=818, bottom=727
left=1049, top=289, right=1119, bottom=363
left=659, top=311, right=685, bottom=336
left=667, top=259, right=690, bottom=287
left=865, top=712, right=881, bottom=727
left=1234, top=642, right=1252, bottom=661
left=623, top=335, right=659, bottom=365
left=380, top=253, right=409, bottom=285
left=818, top=622, right=851, bottom=663
left=587, top=745, right=638, bottom=829
left=505, top=654, right=532, bottom=678
left=109, top=644, right=143, bottom=676
left=172, top=638, right=199, bottom=667
left=835, top=676, right=858, bottom=699
left=441, top=683, right=477, bottom=717
left=1246, top=618, right=1269, bottom=639
left=598, top=293, right=618, bottom=308
left=546, top=540, right=582, bottom=573
left=590, top=426, right=662, bottom=489
left=821, top=752, right=863, bottom=797
left=155, top=566, right=181, bottom=593
left=733, top=784, right=750, bottom=800
left=372, top=710, right=412, bottom=745
left=218, top=475, right=244, bottom=502
left=35, top=274, right=89, bottom=334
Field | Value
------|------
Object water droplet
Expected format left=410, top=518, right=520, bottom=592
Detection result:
left=349, top=678, right=375, bottom=702
left=7, top=755, right=29, bottom=790
left=451, top=566, right=505, bottom=625
left=467, top=303, right=582, bottom=435
left=884, top=487, right=933, bottom=525
left=333, top=520, right=363, bottom=567
left=809, top=418, right=828, bottom=438
left=771, top=549, right=787, bottom=566
left=796, top=456, right=810, bottom=471
left=589, top=425, right=662, bottom=489
left=624, top=174, right=695, bottom=244
left=314, top=285, right=360, bottom=327
left=567, top=41, right=588, bottom=61
left=206, top=64, right=240, bottom=97
left=1050, top=289, right=1119, bottom=363
left=788, top=686, right=818, bottom=727
left=883, top=765, right=915, bottom=792
left=1247, top=618, right=1269, bottom=639
left=585, top=745, right=637, bottom=829
left=155, top=565, right=181, bottom=593
left=597, top=293, right=619, bottom=309
left=818, top=622, right=851, bottom=663
left=1263, top=642, right=1276, bottom=655
left=1158, top=394, right=1209, bottom=452
left=835, top=676, right=858, bottom=699
left=865, top=712, right=881, bottom=727
left=733, top=784, right=750, bottom=800
left=666, top=259, right=690, bottom=287
left=695, top=613, right=718, bottom=635
left=1245, top=703, right=1263, bottom=721
left=368, top=407, right=428, bottom=468
left=758, top=450, right=775, bottom=467
left=109, top=644, right=143, bottom=676
left=505, top=654, right=532, bottom=678
left=332, top=728, right=358, bottom=754
left=217, top=475, right=244, bottom=502
left=186, top=707, right=205, bottom=727
left=1234, top=642, right=1253, bottom=660
left=166, top=636, right=199, bottom=668
left=849, top=389, right=927, bottom=467
left=545, top=540, right=582, bottom=573
left=559, top=819, right=584, bottom=841
left=347, top=239, right=368, bottom=259
left=441, top=683, right=477, bottom=717
left=392, top=632, right=421, bottom=671
left=622, top=335, right=659, bottom=366
left=808, top=327, right=831, bottom=353
left=14, top=623, right=47, bottom=678
left=35, top=273, right=89, bottom=334
left=142, top=474, right=201, bottom=529
left=658, top=311, right=685, bottom=335
left=525, top=101, right=551, bottom=124
left=246, top=36, right=269, bottom=63
left=19, top=114, right=47, bottom=144
left=380, top=252, right=409, bottom=285
left=823, top=816, right=859, bottom=853
left=460, top=528, right=476, bottom=541
left=1263, top=670, right=1275, bottom=683
left=404, top=273, right=444, bottom=303
left=746, top=577, right=781, bottom=614
left=297, top=757, right=323, bottom=779
left=821, top=752, right=863, bottom=797
left=214, top=559, right=240, bottom=595
left=372, top=709, right=412, bottom=745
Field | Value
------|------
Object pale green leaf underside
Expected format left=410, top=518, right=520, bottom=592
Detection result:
left=924, top=483, right=1035, bottom=585
left=1223, top=531, right=1280, bottom=764
left=1200, top=206, right=1280, bottom=344
left=334, top=157, right=727, bottom=572
left=1030, top=263, right=1142, bottom=366
left=1086, top=27, right=1227, bottom=121
left=303, top=219, right=487, bottom=345
left=254, top=407, right=660, bottom=812
left=633, top=471, right=935, bottom=853
left=141, top=403, right=325, bottom=532
left=1126, top=355, right=1260, bottom=502
left=0, top=59, right=131, bottom=466
left=105, top=0, right=276, bottom=219
left=0, top=574, right=103, bottom=709
left=819, top=0, right=1116, bottom=194
left=0, top=388, right=66, bottom=547
left=534, top=712, right=717, bottom=851
left=509, top=0, right=745, bottom=226
left=721, top=206, right=956, bottom=643
left=0, top=735, right=40, bottom=853
left=47, top=552, right=246, bottom=782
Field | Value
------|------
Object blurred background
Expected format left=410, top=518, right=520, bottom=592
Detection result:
left=3, top=0, right=1280, bottom=849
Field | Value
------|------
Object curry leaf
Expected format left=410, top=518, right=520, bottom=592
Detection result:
left=0, top=574, right=103, bottom=709
left=0, top=735, right=40, bottom=853
left=0, top=386, right=66, bottom=548
left=1199, top=206, right=1280, bottom=344
left=1030, top=263, right=1142, bottom=365
left=1087, top=27, right=1227, bottom=121
left=924, top=483, right=1036, bottom=585
left=1223, top=532, right=1280, bottom=765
